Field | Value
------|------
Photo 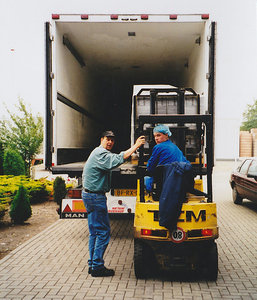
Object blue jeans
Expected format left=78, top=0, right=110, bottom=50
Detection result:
left=82, top=191, right=111, bottom=270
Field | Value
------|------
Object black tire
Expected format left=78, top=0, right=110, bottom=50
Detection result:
left=204, top=242, right=218, bottom=281
left=134, top=239, right=157, bottom=279
left=134, top=239, right=147, bottom=279
left=232, top=185, right=243, bottom=204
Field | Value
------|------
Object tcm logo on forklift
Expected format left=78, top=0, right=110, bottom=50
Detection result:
left=149, top=209, right=206, bottom=222
left=180, top=209, right=206, bottom=222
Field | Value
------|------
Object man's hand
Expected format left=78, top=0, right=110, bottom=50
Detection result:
left=123, top=135, right=145, bottom=160
left=135, top=135, right=145, bottom=148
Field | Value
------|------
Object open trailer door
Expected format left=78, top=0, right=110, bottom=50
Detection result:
left=45, top=21, right=53, bottom=170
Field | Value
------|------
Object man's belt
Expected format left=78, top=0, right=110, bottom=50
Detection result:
left=83, top=188, right=105, bottom=195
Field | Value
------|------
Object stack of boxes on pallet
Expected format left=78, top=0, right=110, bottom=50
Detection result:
left=251, top=128, right=257, bottom=157
left=239, top=129, right=257, bottom=157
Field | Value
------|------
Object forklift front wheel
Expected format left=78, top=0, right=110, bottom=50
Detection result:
left=134, top=239, right=157, bottom=279
left=204, top=241, right=218, bottom=281
left=134, top=239, right=147, bottom=279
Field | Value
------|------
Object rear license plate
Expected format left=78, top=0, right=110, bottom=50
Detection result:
left=114, top=189, right=137, bottom=196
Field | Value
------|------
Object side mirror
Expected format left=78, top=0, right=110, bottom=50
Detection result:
left=247, top=172, right=257, bottom=180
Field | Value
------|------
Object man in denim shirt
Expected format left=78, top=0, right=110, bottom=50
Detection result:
left=82, top=131, right=145, bottom=277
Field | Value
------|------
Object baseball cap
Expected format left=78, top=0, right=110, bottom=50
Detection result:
left=102, top=131, right=115, bottom=138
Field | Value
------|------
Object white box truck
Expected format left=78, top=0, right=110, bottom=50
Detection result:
left=45, top=13, right=215, bottom=217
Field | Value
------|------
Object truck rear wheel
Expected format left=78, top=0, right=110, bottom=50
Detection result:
left=134, top=239, right=157, bottom=279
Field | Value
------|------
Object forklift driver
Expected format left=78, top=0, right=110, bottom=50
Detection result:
left=144, top=124, right=190, bottom=192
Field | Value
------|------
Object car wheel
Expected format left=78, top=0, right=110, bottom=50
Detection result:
left=232, top=185, right=243, bottom=204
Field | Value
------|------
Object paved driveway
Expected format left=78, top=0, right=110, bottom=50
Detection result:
left=0, top=162, right=257, bottom=299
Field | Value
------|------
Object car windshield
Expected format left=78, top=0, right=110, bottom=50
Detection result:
left=239, top=159, right=252, bottom=175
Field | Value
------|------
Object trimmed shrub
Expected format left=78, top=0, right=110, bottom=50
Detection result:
left=9, top=185, right=32, bottom=224
left=23, top=180, right=50, bottom=204
left=53, top=177, right=66, bottom=205
left=3, top=149, right=25, bottom=176
left=0, top=198, right=8, bottom=220
left=0, top=176, right=52, bottom=220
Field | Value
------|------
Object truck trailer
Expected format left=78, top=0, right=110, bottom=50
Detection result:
left=45, top=13, right=215, bottom=215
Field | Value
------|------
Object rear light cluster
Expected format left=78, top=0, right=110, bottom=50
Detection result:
left=188, top=229, right=213, bottom=238
left=68, top=189, right=82, bottom=198
left=141, top=228, right=213, bottom=238
left=141, top=229, right=167, bottom=237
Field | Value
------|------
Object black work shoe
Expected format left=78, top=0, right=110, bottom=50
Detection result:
left=88, top=267, right=92, bottom=274
left=91, top=267, right=115, bottom=277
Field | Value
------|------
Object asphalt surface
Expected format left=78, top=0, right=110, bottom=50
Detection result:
left=0, top=161, right=257, bottom=299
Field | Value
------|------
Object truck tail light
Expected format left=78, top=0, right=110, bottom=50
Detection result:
left=68, top=189, right=82, bottom=198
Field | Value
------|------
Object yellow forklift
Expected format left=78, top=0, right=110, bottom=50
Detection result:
left=133, top=113, right=218, bottom=280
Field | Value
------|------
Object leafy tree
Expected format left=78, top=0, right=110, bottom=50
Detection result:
left=0, top=97, right=43, bottom=176
left=3, top=149, right=25, bottom=176
left=240, top=100, right=257, bottom=131
left=0, top=142, right=4, bottom=175
left=9, top=185, right=32, bottom=224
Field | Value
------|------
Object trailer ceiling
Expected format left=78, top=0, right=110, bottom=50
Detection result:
left=57, top=21, right=205, bottom=83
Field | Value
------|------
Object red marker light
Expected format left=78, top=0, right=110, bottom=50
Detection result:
left=81, top=15, right=89, bottom=20
left=202, top=229, right=213, bottom=236
left=141, top=14, right=148, bottom=20
left=201, top=14, right=209, bottom=20
left=52, top=14, right=60, bottom=19
left=170, top=15, right=177, bottom=20
left=111, top=14, right=118, bottom=20
left=141, top=229, right=152, bottom=236
left=118, top=200, right=123, bottom=205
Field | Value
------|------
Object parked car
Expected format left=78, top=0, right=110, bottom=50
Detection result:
left=230, top=159, right=257, bottom=204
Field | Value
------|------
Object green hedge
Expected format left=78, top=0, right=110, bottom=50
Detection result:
left=0, top=175, right=53, bottom=220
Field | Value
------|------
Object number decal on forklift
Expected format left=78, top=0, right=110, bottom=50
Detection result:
left=171, top=227, right=185, bottom=243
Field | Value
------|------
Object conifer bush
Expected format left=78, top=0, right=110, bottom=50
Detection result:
left=9, top=185, right=32, bottom=224
left=3, top=149, right=25, bottom=176
left=53, top=177, right=66, bottom=205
